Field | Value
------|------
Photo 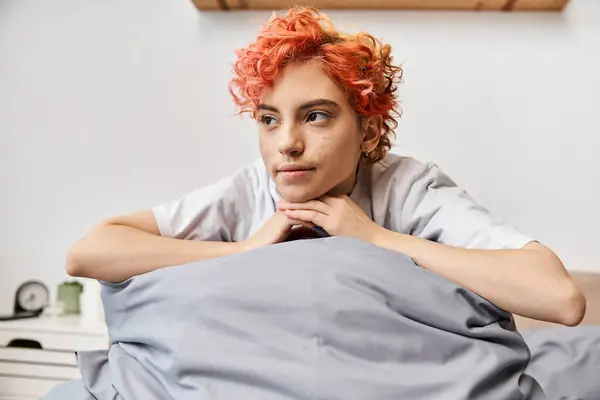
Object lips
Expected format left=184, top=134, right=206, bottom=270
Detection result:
left=277, top=164, right=315, bottom=172
left=277, top=164, right=316, bottom=181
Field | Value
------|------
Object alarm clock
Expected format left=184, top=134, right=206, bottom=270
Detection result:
left=0, top=280, right=50, bottom=321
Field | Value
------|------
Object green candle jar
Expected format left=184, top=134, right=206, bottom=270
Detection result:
left=56, top=281, right=83, bottom=315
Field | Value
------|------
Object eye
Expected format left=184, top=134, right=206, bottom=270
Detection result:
left=306, top=111, right=329, bottom=123
left=260, top=115, right=279, bottom=127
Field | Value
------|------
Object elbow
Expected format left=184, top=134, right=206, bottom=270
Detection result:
left=556, top=281, right=586, bottom=327
left=65, top=223, right=108, bottom=278
left=65, top=240, right=88, bottom=278
left=526, top=245, right=586, bottom=327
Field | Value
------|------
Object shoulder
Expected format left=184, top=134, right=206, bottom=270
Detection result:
left=366, top=153, right=457, bottom=229
left=154, top=158, right=269, bottom=220
left=370, top=153, right=442, bottom=190
left=151, top=158, right=270, bottom=241
left=215, top=158, right=270, bottom=198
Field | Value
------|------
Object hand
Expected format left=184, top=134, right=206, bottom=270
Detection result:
left=276, top=195, right=381, bottom=243
left=240, top=212, right=313, bottom=252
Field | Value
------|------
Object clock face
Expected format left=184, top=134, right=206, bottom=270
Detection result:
left=16, top=281, right=50, bottom=312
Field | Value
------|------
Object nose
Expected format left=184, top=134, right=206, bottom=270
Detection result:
left=278, top=123, right=304, bottom=157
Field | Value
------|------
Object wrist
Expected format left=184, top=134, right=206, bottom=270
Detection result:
left=234, top=240, right=250, bottom=254
left=370, top=225, right=409, bottom=251
left=368, top=224, right=391, bottom=247
left=193, top=240, right=248, bottom=259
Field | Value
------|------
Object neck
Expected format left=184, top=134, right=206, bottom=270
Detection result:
left=328, top=160, right=362, bottom=197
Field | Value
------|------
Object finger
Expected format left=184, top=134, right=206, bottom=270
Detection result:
left=285, top=217, right=315, bottom=229
left=283, top=209, right=326, bottom=227
left=277, top=200, right=331, bottom=215
left=273, top=213, right=306, bottom=228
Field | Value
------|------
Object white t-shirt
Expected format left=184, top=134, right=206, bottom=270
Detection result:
left=152, top=153, right=534, bottom=250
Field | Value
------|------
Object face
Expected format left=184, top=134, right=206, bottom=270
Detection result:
left=257, top=61, right=377, bottom=202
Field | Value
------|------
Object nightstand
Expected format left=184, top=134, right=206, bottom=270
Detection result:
left=0, top=316, right=109, bottom=399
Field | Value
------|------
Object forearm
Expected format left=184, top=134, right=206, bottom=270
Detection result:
left=371, top=228, right=585, bottom=326
left=66, top=225, right=242, bottom=283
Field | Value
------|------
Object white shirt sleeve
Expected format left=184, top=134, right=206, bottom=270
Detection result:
left=400, top=164, right=535, bottom=250
left=151, top=164, right=261, bottom=243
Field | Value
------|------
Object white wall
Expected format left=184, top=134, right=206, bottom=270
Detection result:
left=1, top=0, right=599, bottom=312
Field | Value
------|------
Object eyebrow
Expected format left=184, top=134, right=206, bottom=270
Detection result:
left=257, top=98, right=340, bottom=113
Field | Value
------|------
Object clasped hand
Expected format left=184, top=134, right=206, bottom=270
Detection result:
left=277, top=195, right=379, bottom=242
left=240, top=195, right=380, bottom=252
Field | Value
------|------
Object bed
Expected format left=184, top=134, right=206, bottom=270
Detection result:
left=514, top=272, right=600, bottom=399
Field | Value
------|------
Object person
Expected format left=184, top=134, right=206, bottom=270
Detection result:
left=66, top=6, right=585, bottom=326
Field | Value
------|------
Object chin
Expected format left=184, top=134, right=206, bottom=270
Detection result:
left=278, top=186, right=326, bottom=202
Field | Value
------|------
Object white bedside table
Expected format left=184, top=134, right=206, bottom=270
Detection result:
left=0, top=316, right=109, bottom=399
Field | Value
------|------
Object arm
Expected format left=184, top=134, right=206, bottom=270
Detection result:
left=67, top=162, right=299, bottom=283
left=391, top=163, right=586, bottom=326
left=67, top=166, right=257, bottom=282
left=66, top=211, right=243, bottom=283
left=371, top=228, right=586, bottom=326
left=278, top=159, right=587, bottom=327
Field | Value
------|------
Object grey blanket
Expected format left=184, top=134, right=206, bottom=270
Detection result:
left=523, top=326, right=600, bottom=399
left=44, top=236, right=545, bottom=399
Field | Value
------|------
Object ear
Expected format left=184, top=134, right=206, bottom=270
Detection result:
left=360, top=116, right=382, bottom=153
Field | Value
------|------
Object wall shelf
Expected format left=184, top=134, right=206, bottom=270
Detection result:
left=191, top=0, right=569, bottom=12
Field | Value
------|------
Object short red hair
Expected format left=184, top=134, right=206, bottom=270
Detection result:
left=229, top=6, right=403, bottom=163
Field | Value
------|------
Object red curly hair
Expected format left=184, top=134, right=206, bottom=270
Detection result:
left=229, top=6, right=403, bottom=163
